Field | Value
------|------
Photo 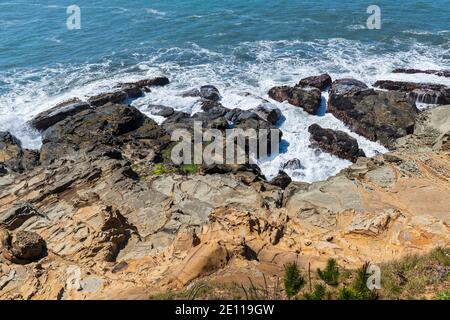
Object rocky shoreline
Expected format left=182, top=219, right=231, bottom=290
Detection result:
left=0, top=70, right=449, bottom=299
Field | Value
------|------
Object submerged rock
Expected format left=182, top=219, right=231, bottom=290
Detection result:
left=374, top=80, right=450, bottom=105
left=298, top=74, right=332, bottom=91
left=268, top=85, right=322, bottom=115
left=30, top=98, right=91, bottom=131
left=88, top=91, right=128, bottom=107
left=251, top=103, right=282, bottom=125
left=328, top=79, right=418, bottom=149
left=282, top=158, right=304, bottom=170
left=308, top=124, right=365, bottom=162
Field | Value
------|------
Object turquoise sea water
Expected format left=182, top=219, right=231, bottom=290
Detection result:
left=0, top=0, right=449, bottom=181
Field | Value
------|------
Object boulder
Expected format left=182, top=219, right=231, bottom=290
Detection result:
left=0, top=202, right=42, bottom=230
left=373, top=80, right=450, bottom=105
left=200, top=85, right=221, bottom=101
left=270, top=171, right=292, bottom=189
left=328, top=80, right=418, bottom=148
left=121, top=77, right=170, bottom=91
left=8, top=231, right=46, bottom=263
left=268, top=85, right=322, bottom=115
left=298, top=74, right=332, bottom=91
left=40, top=103, right=170, bottom=165
left=120, top=84, right=143, bottom=99
left=308, top=124, right=365, bottom=162
left=251, top=103, right=282, bottom=125
left=392, top=68, right=450, bottom=78
left=30, top=98, right=91, bottom=131
left=329, top=78, right=368, bottom=96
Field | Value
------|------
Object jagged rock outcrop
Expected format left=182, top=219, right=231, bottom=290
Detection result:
left=374, top=80, right=450, bottom=105
left=308, top=124, right=365, bottom=162
left=328, top=79, right=419, bottom=148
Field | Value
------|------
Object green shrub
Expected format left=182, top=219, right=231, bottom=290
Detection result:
left=318, top=259, right=340, bottom=286
left=283, top=263, right=305, bottom=299
left=151, top=163, right=176, bottom=175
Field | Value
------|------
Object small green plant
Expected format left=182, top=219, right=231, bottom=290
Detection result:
left=436, top=290, right=450, bottom=300
left=318, top=258, right=340, bottom=286
left=302, top=284, right=327, bottom=300
left=180, top=163, right=199, bottom=175
left=151, top=163, right=176, bottom=175
left=283, top=262, right=305, bottom=299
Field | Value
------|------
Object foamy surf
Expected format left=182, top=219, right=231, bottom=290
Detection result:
left=0, top=38, right=448, bottom=182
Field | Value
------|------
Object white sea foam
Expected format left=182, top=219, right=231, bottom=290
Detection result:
left=1, top=38, right=448, bottom=182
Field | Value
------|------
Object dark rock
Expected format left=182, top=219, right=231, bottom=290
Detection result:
left=30, top=98, right=91, bottom=131
left=200, top=85, right=221, bottom=101
left=40, top=103, right=170, bottom=165
left=9, top=231, right=46, bottom=263
left=0, top=201, right=42, bottom=230
left=270, top=171, right=292, bottom=189
left=392, top=68, right=450, bottom=78
left=373, top=80, right=450, bottom=105
left=88, top=91, right=128, bottom=107
left=329, top=78, right=368, bottom=96
left=268, top=85, right=322, bottom=115
left=148, top=105, right=175, bottom=117
left=180, top=88, right=201, bottom=98
left=308, top=124, right=365, bottom=162
left=102, top=149, right=123, bottom=160
left=120, top=84, right=143, bottom=99
left=328, top=80, right=418, bottom=148
left=282, top=158, right=304, bottom=170
left=251, top=103, right=282, bottom=125
left=298, top=74, right=332, bottom=91
left=132, top=77, right=170, bottom=88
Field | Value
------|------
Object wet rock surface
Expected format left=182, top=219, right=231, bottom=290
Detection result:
left=328, top=79, right=418, bottom=148
left=308, top=124, right=365, bottom=162
left=30, top=98, right=91, bottom=131
left=374, top=80, right=450, bottom=105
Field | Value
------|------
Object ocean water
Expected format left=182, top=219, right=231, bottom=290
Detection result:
left=0, top=0, right=449, bottom=182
